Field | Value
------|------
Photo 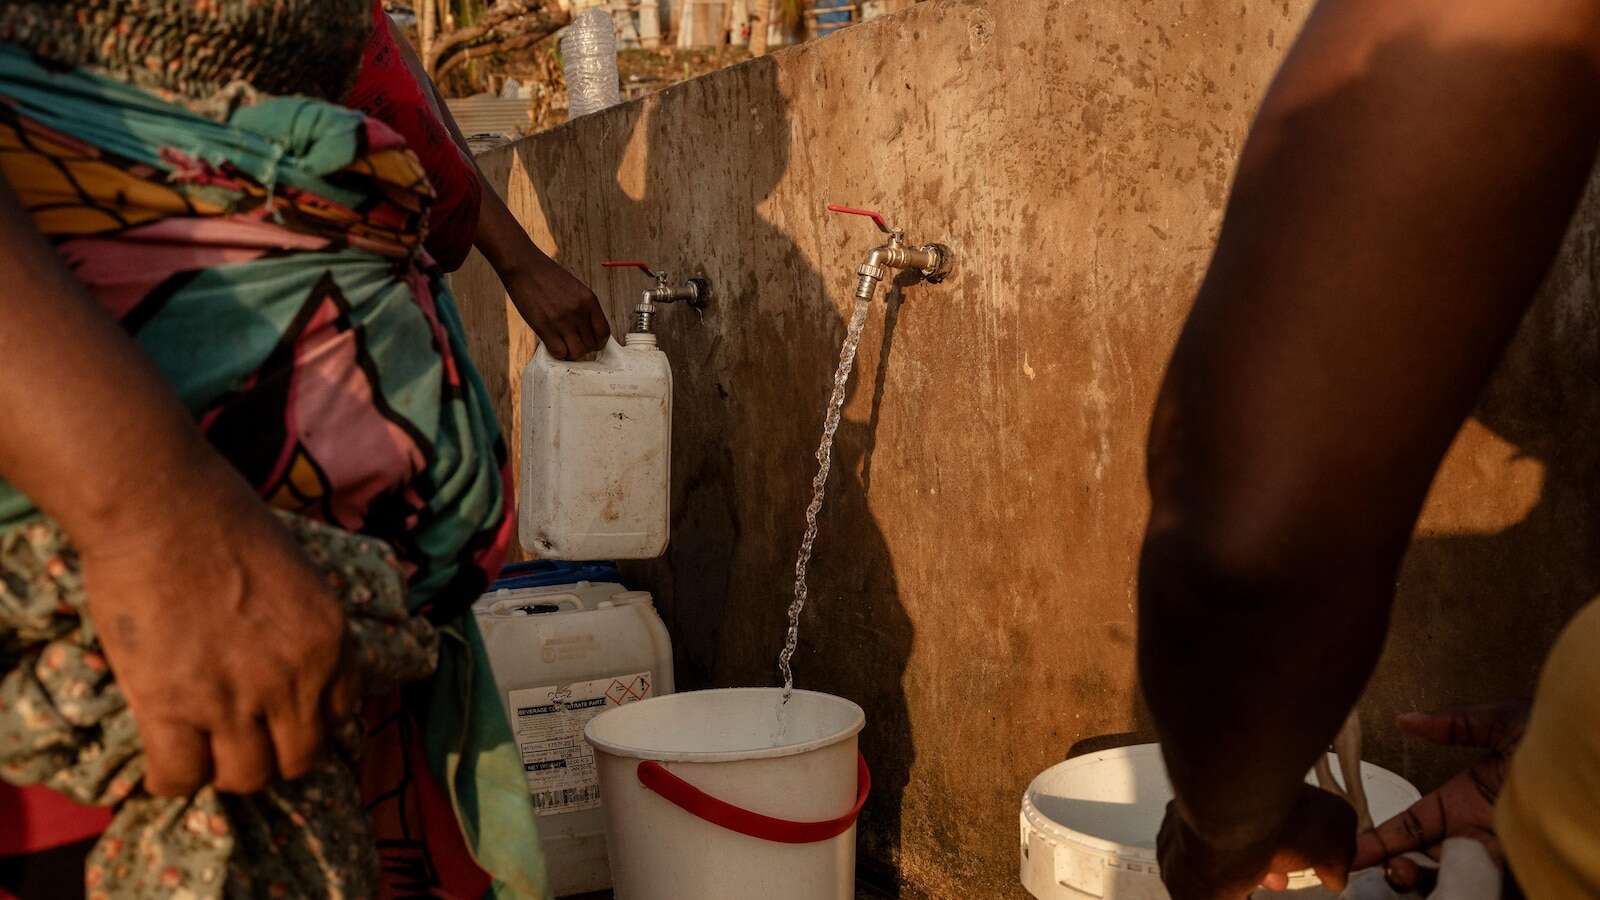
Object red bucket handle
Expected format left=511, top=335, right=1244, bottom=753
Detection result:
left=636, top=753, right=871, bottom=845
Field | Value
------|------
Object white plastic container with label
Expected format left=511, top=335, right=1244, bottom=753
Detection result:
left=473, top=581, right=675, bottom=897
left=520, top=336, right=672, bottom=560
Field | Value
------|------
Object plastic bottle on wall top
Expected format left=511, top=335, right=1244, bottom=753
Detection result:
left=519, top=336, right=672, bottom=560
left=562, top=6, right=623, bottom=118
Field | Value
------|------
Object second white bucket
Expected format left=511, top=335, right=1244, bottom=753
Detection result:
left=584, top=688, right=868, bottom=900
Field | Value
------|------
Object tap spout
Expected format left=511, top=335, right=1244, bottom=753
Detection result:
left=829, top=205, right=954, bottom=302
left=644, top=280, right=706, bottom=307
left=636, top=277, right=709, bottom=332
left=603, top=262, right=711, bottom=335
left=853, top=238, right=954, bottom=301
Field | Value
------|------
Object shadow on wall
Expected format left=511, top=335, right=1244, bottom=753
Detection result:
left=513, top=57, right=920, bottom=891
left=1375, top=219, right=1600, bottom=789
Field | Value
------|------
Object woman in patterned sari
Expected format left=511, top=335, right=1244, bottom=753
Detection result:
left=0, top=2, right=600, bottom=897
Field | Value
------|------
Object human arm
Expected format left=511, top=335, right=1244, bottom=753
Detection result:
left=1138, top=0, right=1600, bottom=894
left=0, top=178, right=351, bottom=796
left=381, top=14, right=611, bottom=358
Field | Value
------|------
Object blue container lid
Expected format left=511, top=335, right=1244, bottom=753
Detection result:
left=492, top=559, right=623, bottom=591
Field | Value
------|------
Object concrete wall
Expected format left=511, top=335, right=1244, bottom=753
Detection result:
left=452, top=1, right=1600, bottom=895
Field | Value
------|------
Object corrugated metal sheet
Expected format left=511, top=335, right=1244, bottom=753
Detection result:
left=445, top=95, right=533, bottom=140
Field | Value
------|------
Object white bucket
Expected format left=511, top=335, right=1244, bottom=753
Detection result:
left=584, top=688, right=867, bottom=900
left=1020, top=743, right=1422, bottom=899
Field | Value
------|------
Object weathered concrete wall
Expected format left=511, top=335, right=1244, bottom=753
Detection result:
left=452, top=1, right=1600, bottom=895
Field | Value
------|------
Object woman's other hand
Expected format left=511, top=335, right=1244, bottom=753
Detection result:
left=80, top=458, right=354, bottom=797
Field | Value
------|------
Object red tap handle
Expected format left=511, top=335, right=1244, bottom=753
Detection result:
left=603, top=261, right=657, bottom=279
left=826, top=204, right=894, bottom=234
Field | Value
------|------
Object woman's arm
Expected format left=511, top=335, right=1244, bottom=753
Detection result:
left=1141, top=0, right=1600, bottom=894
left=0, top=177, right=215, bottom=545
left=383, top=15, right=611, bottom=358
left=0, top=178, right=351, bottom=797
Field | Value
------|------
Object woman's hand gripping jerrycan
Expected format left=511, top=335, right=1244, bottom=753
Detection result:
left=519, top=333, right=672, bottom=560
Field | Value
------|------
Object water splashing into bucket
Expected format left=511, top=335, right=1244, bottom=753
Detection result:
left=779, top=297, right=873, bottom=703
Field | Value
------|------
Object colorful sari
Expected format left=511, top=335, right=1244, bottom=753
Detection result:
left=0, top=43, right=544, bottom=898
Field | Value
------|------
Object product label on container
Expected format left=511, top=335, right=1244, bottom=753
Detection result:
left=508, top=672, right=654, bottom=815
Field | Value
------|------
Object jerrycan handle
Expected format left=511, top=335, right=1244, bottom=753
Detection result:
left=534, top=336, right=628, bottom=368
left=598, top=335, right=630, bottom=365
left=486, top=594, right=583, bottom=616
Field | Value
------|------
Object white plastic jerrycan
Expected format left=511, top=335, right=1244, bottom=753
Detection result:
left=519, top=334, right=671, bottom=560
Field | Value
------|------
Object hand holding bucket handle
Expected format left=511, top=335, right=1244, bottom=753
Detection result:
left=636, top=754, right=871, bottom=844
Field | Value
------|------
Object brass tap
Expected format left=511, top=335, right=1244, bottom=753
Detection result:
left=828, top=205, right=953, bottom=302
left=602, top=261, right=710, bottom=335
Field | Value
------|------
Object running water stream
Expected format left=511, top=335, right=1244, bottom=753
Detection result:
left=778, top=296, right=873, bottom=703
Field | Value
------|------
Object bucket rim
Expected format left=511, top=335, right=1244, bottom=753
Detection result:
left=1020, top=742, right=1421, bottom=878
left=584, top=688, right=865, bottom=763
